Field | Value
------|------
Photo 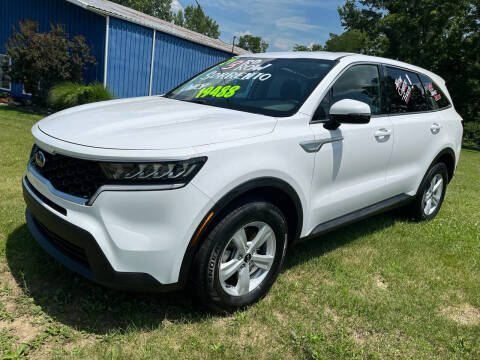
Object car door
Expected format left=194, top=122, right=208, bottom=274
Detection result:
left=417, top=73, right=455, bottom=169
left=381, top=66, right=440, bottom=197
left=307, top=64, right=394, bottom=231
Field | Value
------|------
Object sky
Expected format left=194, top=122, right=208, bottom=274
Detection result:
left=172, top=0, right=346, bottom=51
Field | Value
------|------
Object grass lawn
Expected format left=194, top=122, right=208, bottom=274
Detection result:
left=0, top=106, right=479, bottom=359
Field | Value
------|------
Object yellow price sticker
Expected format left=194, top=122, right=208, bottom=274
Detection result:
left=196, top=85, right=241, bottom=99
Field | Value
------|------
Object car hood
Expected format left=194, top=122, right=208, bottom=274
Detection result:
left=38, top=97, right=277, bottom=150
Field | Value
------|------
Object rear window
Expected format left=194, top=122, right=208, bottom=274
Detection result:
left=384, top=67, right=428, bottom=114
left=418, top=74, right=451, bottom=110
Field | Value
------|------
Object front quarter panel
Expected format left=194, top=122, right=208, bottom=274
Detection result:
left=191, top=114, right=315, bottom=238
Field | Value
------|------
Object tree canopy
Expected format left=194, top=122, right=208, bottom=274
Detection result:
left=173, top=5, right=220, bottom=39
left=293, top=31, right=379, bottom=53
left=111, top=1, right=221, bottom=39
left=324, top=30, right=384, bottom=54
left=293, top=1, right=479, bottom=124
left=4, top=20, right=96, bottom=102
left=237, top=34, right=269, bottom=53
left=338, top=0, right=479, bottom=123
left=292, top=43, right=323, bottom=51
left=111, top=0, right=174, bottom=21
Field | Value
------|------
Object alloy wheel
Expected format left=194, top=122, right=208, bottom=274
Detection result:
left=218, top=221, right=276, bottom=296
left=422, top=173, right=443, bottom=216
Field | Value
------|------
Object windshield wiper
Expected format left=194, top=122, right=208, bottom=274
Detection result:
left=191, top=99, right=207, bottom=104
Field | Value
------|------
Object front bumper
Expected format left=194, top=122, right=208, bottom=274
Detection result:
left=22, top=174, right=213, bottom=291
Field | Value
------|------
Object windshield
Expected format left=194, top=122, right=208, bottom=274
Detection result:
left=165, top=57, right=336, bottom=117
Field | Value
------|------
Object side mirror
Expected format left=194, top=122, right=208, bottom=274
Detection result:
left=323, top=99, right=371, bottom=130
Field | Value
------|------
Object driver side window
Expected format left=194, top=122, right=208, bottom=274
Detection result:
left=313, top=64, right=381, bottom=121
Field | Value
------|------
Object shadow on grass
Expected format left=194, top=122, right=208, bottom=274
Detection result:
left=285, top=212, right=398, bottom=268
left=6, top=211, right=401, bottom=334
left=0, top=104, right=50, bottom=116
left=461, top=144, right=480, bottom=152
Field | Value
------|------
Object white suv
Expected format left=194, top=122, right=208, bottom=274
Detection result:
left=23, top=52, right=463, bottom=311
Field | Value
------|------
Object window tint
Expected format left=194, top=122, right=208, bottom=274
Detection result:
left=331, top=65, right=381, bottom=115
left=385, top=67, right=428, bottom=113
left=166, top=57, right=335, bottom=117
left=0, top=55, right=11, bottom=91
left=418, top=73, right=451, bottom=110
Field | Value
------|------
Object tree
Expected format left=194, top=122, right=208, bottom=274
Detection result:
left=338, top=0, right=480, bottom=125
left=112, top=1, right=222, bottom=40
left=4, top=20, right=96, bottom=102
left=323, top=30, right=385, bottom=55
left=173, top=5, right=220, bottom=39
left=292, top=43, right=323, bottom=51
left=237, top=34, right=269, bottom=53
left=110, top=0, right=174, bottom=22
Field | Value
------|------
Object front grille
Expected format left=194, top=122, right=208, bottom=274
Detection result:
left=31, top=148, right=107, bottom=200
left=35, top=217, right=90, bottom=269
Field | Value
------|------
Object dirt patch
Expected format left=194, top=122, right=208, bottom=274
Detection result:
left=273, top=311, right=287, bottom=322
left=441, top=303, right=480, bottom=326
left=324, top=307, right=339, bottom=322
left=0, top=316, right=44, bottom=344
left=373, top=274, right=388, bottom=290
left=0, top=269, right=28, bottom=319
left=351, top=329, right=367, bottom=345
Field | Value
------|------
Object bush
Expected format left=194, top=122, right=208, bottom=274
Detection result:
left=4, top=20, right=96, bottom=103
left=47, top=82, right=114, bottom=110
left=463, top=121, right=480, bottom=149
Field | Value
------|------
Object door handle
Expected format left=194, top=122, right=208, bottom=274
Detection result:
left=430, top=123, right=441, bottom=134
left=374, top=128, right=392, bottom=138
left=299, top=136, right=344, bottom=153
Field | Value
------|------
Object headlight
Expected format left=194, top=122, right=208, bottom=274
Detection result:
left=99, top=157, right=207, bottom=185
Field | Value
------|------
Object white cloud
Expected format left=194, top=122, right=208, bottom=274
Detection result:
left=171, top=0, right=184, bottom=13
left=203, top=0, right=344, bottom=51
left=273, top=38, right=296, bottom=51
left=275, top=16, right=322, bottom=31
left=233, top=30, right=252, bottom=38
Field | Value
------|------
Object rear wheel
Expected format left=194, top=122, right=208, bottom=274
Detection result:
left=191, top=201, right=288, bottom=313
left=408, top=162, right=448, bottom=221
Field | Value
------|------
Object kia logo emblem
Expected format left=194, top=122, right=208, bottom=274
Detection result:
left=35, top=151, right=46, bottom=168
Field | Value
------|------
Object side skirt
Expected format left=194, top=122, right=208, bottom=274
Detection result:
left=302, top=194, right=413, bottom=241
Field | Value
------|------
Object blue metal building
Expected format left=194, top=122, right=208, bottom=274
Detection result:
left=0, top=0, right=246, bottom=98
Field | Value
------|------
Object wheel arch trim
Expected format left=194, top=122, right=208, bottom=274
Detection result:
left=177, top=177, right=304, bottom=288
left=429, top=147, right=456, bottom=183
left=414, top=147, right=456, bottom=198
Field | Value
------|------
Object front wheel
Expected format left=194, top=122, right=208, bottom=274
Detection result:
left=191, top=201, right=288, bottom=313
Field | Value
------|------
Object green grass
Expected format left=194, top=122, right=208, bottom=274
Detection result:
left=0, top=105, right=479, bottom=359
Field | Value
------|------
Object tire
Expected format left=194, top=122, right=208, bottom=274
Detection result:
left=408, top=162, right=448, bottom=221
left=191, top=201, right=288, bottom=313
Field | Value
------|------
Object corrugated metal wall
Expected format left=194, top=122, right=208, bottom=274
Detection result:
left=151, top=31, right=230, bottom=95
left=2, top=0, right=232, bottom=99
left=107, top=18, right=231, bottom=98
left=106, top=18, right=153, bottom=98
left=0, top=0, right=106, bottom=97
